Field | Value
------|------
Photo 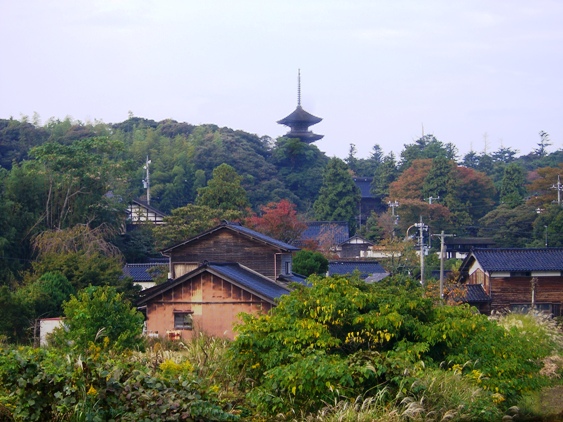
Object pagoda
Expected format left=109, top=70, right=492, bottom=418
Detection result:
left=277, top=70, right=323, bottom=143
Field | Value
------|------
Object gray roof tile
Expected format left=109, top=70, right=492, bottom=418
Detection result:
left=471, top=248, right=563, bottom=272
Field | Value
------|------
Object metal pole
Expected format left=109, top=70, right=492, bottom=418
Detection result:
left=419, top=216, right=425, bottom=286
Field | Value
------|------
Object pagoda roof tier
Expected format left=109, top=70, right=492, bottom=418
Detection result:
left=277, top=105, right=323, bottom=126
left=282, top=131, right=324, bottom=143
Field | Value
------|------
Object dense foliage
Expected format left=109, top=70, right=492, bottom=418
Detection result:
left=1, top=115, right=563, bottom=343
left=230, top=275, right=563, bottom=417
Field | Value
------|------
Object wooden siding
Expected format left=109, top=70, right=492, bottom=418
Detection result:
left=169, top=231, right=291, bottom=280
left=469, top=275, right=563, bottom=315
left=145, top=272, right=273, bottom=340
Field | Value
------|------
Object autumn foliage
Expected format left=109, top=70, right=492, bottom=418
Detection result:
left=246, top=199, right=306, bottom=244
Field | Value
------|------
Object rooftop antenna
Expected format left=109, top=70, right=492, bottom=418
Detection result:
left=297, top=69, right=301, bottom=107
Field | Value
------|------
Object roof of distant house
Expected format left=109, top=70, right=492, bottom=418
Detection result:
left=162, top=221, right=300, bottom=254
left=123, top=262, right=167, bottom=282
left=353, top=177, right=373, bottom=198
left=130, top=199, right=167, bottom=217
left=328, top=260, right=389, bottom=282
left=299, top=221, right=350, bottom=246
left=464, top=248, right=563, bottom=272
left=138, top=262, right=290, bottom=306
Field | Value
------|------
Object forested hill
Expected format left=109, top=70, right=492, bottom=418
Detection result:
left=1, top=115, right=563, bottom=285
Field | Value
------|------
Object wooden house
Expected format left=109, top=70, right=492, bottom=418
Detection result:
left=126, top=199, right=166, bottom=225
left=336, top=235, right=374, bottom=259
left=137, top=221, right=300, bottom=340
left=459, top=248, right=563, bottom=315
left=137, top=262, right=289, bottom=340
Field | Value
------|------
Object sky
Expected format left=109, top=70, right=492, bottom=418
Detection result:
left=1, top=0, right=562, bottom=160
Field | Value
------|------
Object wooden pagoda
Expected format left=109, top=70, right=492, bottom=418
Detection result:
left=277, top=70, right=323, bottom=143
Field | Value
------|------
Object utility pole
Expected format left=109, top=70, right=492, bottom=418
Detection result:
left=432, top=230, right=455, bottom=299
left=551, top=175, right=562, bottom=206
left=419, top=216, right=425, bottom=286
left=426, top=196, right=440, bottom=204
left=143, top=156, right=152, bottom=205
left=388, top=200, right=399, bottom=224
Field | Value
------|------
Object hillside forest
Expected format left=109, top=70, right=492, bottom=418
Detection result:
left=2, top=115, right=563, bottom=420
left=1, top=116, right=562, bottom=283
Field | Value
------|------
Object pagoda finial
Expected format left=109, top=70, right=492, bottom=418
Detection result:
left=297, top=69, right=301, bottom=107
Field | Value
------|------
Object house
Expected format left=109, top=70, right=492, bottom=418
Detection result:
left=161, top=221, right=300, bottom=280
left=137, top=262, right=289, bottom=340
left=445, top=237, right=496, bottom=259
left=336, top=235, right=374, bottom=259
left=297, top=221, right=349, bottom=251
left=123, top=260, right=168, bottom=290
left=458, top=248, right=563, bottom=316
left=137, top=221, right=300, bottom=340
left=328, top=260, right=389, bottom=283
left=126, top=199, right=166, bottom=225
left=353, top=177, right=385, bottom=226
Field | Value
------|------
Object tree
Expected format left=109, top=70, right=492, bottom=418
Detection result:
left=17, top=272, right=75, bottom=319
left=370, top=152, right=398, bottom=199
left=246, top=199, right=306, bottom=244
left=270, top=137, right=328, bottom=209
left=152, top=204, right=244, bottom=249
left=535, top=131, right=551, bottom=158
left=388, top=159, right=433, bottom=201
left=313, top=158, right=361, bottom=234
left=28, top=137, right=129, bottom=231
left=51, top=285, right=145, bottom=351
left=478, top=204, right=537, bottom=247
left=499, top=163, right=527, bottom=208
left=196, top=163, right=250, bottom=212
left=292, top=250, right=329, bottom=277
left=422, top=156, right=456, bottom=202
left=526, top=163, right=563, bottom=208
left=399, top=134, right=457, bottom=170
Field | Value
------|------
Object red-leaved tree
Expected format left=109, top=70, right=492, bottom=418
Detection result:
left=246, top=200, right=307, bottom=244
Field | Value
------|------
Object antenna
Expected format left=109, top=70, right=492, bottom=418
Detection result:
left=297, top=69, right=301, bottom=107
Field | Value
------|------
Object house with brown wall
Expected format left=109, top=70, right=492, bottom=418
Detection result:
left=137, top=221, right=300, bottom=340
left=459, top=248, right=563, bottom=315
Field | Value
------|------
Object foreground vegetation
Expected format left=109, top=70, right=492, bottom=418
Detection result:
left=1, top=276, right=563, bottom=421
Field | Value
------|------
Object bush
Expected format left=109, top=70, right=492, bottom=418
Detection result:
left=50, top=285, right=145, bottom=352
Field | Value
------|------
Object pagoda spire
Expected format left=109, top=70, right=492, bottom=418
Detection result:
left=277, top=70, right=323, bottom=144
left=297, top=69, right=301, bottom=106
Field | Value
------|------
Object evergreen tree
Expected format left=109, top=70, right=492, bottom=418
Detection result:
left=499, top=163, right=526, bottom=208
left=196, top=163, right=250, bottom=212
left=313, top=158, right=361, bottom=234
left=422, top=156, right=455, bottom=202
left=371, top=152, right=398, bottom=199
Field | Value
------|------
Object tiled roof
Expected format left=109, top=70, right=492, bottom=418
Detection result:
left=299, top=221, right=350, bottom=246
left=353, top=177, right=373, bottom=198
left=328, top=260, right=389, bottom=281
left=123, top=263, right=167, bottom=282
left=131, top=199, right=167, bottom=217
left=278, top=272, right=310, bottom=286
left=138, top=262, right=289, bottom=305
left=453, top=283, right=491, bottom=303
left=470, top=248, right=563, bottom=272
left=207, top=263, right=289, bottom=300
left=163, top=221, right=300, bottom=253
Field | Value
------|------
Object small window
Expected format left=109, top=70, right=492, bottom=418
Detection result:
left=284, top=261, right=292, bottom=275
left=174, top=312, right=193, bottom=330
left=510, top=303, right=552, bottom=314
left=510, top=271, right=531, bottom=277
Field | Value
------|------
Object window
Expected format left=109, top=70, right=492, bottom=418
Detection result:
left=284, top=261, right=292, bottom=275
left=510, top=303, right=552, bottom=314
left=174, top=312, right=193, bottom=330
left=510, top=271, right=531, bottom=277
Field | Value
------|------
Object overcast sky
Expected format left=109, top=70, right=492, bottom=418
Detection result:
left=1, top=0, right=562, bottom=160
